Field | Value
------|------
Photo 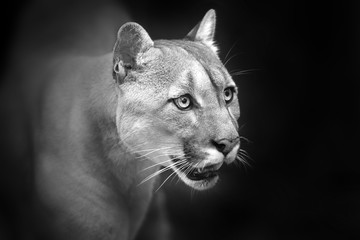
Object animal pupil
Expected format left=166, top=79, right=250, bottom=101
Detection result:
left=176, top=96, right=191, bottom=109
left=181, top=97, right=189, bottom=105
left=225, top=88, right=233, bottom=102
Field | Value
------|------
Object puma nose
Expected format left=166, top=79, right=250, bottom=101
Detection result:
left=212, top=138, right=239, bottom=156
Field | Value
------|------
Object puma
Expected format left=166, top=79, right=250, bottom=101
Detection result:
left=1, top=9, right=241, bottom=240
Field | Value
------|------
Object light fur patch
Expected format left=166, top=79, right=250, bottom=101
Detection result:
left=199, top=148, right=224, bottom=168
left=190, top=60, right=212, bottom=104
left=225, top=143, right=240, bottom=164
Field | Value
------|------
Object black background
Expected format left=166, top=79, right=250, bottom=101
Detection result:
left=1, top=0, right=359, bottom=239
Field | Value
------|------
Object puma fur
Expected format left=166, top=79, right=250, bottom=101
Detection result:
left=3, top=9, right=240, bottom=240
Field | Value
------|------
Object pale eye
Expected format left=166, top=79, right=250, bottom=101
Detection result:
left=224, top=87, right=234, bottom=103
left=173, top=95, right=192, bottom=110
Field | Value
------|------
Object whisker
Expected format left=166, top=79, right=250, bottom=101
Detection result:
left=134, top=146, right=179, bottom=158
left=140, top=155, right=185, bottom=172
left=223, top=40, right=239, bottom=64
left=130, top=144, right=183, bottom=156
left=238, top=149, right=252, bottom=159
left=155, top=169, right=178, bottom=192
left=139, top=151, right=183, bottom=162
left=131, top=143, right=183, bottom=153
left=224, top=54, right=238, bottom=67
left=230, top=68, right=260, bottom=76
left=238, top=123, right=246, bottom=133
left=132, top=146, right=174, bottom=154
left=183, top=162, right=195, bottom=176
left=175, top=162, right=190, bottom=184
left=138, top=166, right=173, bottom=186
left=170, top=166, right=181, bottom=184
left=236, top=152, right=253, bottom=168
left=232, top=156, right=241, bottom=168
left=239, top=136, right=251, bottom=143
left=138, top=160, right=186, bottom=186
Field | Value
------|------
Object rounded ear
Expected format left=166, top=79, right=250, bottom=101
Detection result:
left=185, top=9, right=218, bottom=54
left=113, top=22, right=153, bottom=73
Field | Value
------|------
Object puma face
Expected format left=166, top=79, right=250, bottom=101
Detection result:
left=116, top=41, right=240, bottom=190
left=114, top=10, right=240, bottom=190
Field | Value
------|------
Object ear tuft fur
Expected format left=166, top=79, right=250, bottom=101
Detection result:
left=185, top=9, right=218, bottom=54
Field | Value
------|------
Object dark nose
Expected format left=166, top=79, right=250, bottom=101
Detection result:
left=212, top=138, right=239, bottom=156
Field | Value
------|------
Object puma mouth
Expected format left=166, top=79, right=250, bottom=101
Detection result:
left=186, top=163, right=222, bottom=181
left=172, top=157, right=222, bottom=190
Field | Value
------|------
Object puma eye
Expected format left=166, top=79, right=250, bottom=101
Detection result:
left=173, top=95, right=192, bottom=110
left=224, top=87, right=234, bottom=103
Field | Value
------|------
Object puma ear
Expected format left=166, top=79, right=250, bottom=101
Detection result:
left=185, top=9, right=218, bottom=54
left=113, top=22, right=154, bottom=82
